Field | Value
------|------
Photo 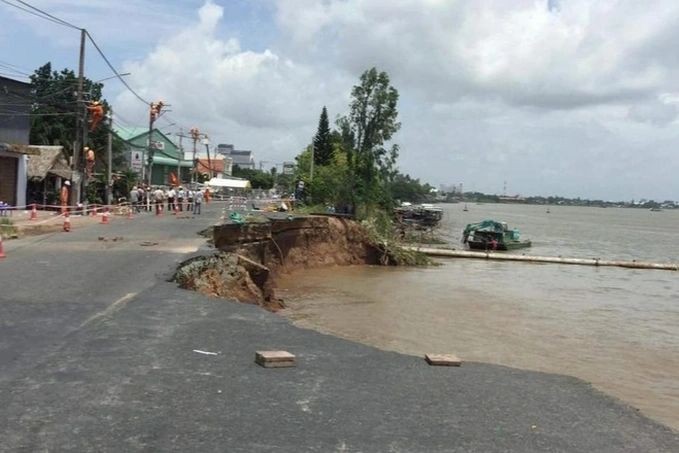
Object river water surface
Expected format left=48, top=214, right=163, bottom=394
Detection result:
left=278, top=204, right=679, bottom=430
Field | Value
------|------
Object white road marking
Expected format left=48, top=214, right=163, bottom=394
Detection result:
left=78, top=292, right=137, bottom=329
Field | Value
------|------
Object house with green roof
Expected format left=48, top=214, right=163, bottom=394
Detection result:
left=115, top=127, right=192, bottom=186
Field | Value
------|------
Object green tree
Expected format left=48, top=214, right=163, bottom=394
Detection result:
left=29, top=62, right=125, bottom=176
left=338, top=67, right=401, bottom=210
left=389, top=173, right=433, bottom=203
left=232, top=165, right=273, bottom=189
left=312, top=106, right=333, bottom=166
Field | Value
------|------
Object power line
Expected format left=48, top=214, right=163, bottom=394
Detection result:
left=0, top=59, right=31, bottom=74
left=0, top=111, right=76, bottom=117
left=0, top=63, right=31, bottom=77
left=0, top=72, right=30, bottom=79
left=0, top=0, right=79, bottom=30
left=15, top=0, right=80, bottom=29
left=112, top=111, right=138, bottom=128
left=85, top=31, right=149, bottom=106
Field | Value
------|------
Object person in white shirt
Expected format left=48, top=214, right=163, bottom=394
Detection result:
left=167, top=187, right=176, bottom=212
left=186, top=189, right=193, bottom=212
left=177, top=187, right=185, bottom=211
left=153, top=187, right=164, bottom=215
left=193, top=190, right=203, bottom=215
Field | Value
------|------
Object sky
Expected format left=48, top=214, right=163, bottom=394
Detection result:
left=2, top=0, right=679, bottom=201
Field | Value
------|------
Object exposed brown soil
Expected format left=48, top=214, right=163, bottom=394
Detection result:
left=175, top=216, right=382, bottom=312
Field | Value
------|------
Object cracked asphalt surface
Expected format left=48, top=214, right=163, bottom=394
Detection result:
left=0, top=204, right=677, bottom=452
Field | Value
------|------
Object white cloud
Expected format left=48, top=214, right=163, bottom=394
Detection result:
left=110, top=0, right=679, bottom=199
left=115, top=1, right=350, bottom=163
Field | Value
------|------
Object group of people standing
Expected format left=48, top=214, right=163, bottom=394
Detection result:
left=128, top=186, right=208, bottom=216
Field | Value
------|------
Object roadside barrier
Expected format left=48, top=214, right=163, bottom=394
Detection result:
left=0, top=235, right=5, bottom=258
left=30, top=204, right=38, bottom=220
left=101, top=209, right=110, bottom=225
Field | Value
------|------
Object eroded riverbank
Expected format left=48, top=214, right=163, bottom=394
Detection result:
left=175, top=214, right=413, bottom=311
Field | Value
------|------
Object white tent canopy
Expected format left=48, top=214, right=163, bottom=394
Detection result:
left=206, top=177, right=250, bottom=189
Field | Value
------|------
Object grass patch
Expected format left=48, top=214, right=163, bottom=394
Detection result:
left=400, top=230, right=448, bottom=245
left=0, top=217, right=17, bottom=239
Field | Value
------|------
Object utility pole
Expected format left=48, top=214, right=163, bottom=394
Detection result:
left=147, top=103, right=154, bottom=187
left=310, top=146, right=314, bottom=182
left=146, top=101, right=165, bottom=186
left=72, top=28, right=86, bottom=206
left=177, top=128, right=183, bottom=185
left=190, top=128, right=200, bottom=183
left=106, top=107, right=112, bottom=205
left=204, top=137, right=212, bottom=180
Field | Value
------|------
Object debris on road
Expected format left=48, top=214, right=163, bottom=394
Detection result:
left=98, top=236, right=124, bottom=242
left=425, top=353, right=462, bottom=367
left=255, top=350, right=296, bottom=368
left=193, top=349, right=219, bottom=356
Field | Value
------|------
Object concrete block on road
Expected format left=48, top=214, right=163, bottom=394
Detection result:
left=255, top=350, right=296, bottom=368
left=425, top=353, right=462, bottom=367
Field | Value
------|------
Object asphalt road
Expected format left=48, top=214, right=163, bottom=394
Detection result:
left=0, top=204, right=677, bottom=452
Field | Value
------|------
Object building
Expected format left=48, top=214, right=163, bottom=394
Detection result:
left=0, top=75, right=32, bottom=207
left=282, top=161, right=296, bottom=175
left=216, top=143, right=255, bottom=170
left=216, top=143, right=234, bottom=157
left=25, top=146, right=72, bottom=206
left=114, top=127, right=192, bottom=186
left=230, top=150, right=255, bottom=169
left=195, top=155, right=232, bottom=179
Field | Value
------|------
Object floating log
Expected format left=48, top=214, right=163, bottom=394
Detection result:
left=407, top=247, right=679, bottom=272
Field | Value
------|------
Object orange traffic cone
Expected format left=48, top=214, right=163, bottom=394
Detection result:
left=63, top=213, right=71, bottom=232
left=30, top=203, right=37, bottom=220
left=0, top=235, right=5, bottom=259
left=101, top=209, right=109, bottom=224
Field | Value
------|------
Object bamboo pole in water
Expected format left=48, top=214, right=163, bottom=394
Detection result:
left=407, top=247, right=679, bottom=271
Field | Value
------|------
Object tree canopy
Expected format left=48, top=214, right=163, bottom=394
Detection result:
left=338, top=67, right=401, bottom=210
left=292, top=68, right=432, bottom=214
left=232, top=165, right=274, bottom=190
left=312, top=106, right=333, bottom=166
left=29, top=62, right=125, bottom=171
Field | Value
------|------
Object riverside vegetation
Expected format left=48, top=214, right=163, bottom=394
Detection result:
left=174, top=68, right=434, bottom=311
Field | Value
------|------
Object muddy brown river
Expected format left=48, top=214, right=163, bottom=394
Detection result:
left=278, top=203, right=679, bottom=430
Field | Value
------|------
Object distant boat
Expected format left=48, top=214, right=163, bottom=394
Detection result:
left=394, top=203, right=443, bottom=228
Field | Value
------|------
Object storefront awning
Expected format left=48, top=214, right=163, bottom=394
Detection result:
left=206, top=177, right=250, bottom=189
left=153, top=156, right=193, bottom=167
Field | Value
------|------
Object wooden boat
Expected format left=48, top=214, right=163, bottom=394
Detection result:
left=462, top=219, right=532, bottom=251
left=394, top=203, right=443, bottom=228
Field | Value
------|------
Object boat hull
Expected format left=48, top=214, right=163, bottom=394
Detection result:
left=467, top=240, right=532, bottom=251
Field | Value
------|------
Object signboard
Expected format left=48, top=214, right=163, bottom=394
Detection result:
left=282, top=162, right=295, bottom=175
left=146, top=139, right=165, bottom=150
left=130, top=151, right=143, bottom=173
